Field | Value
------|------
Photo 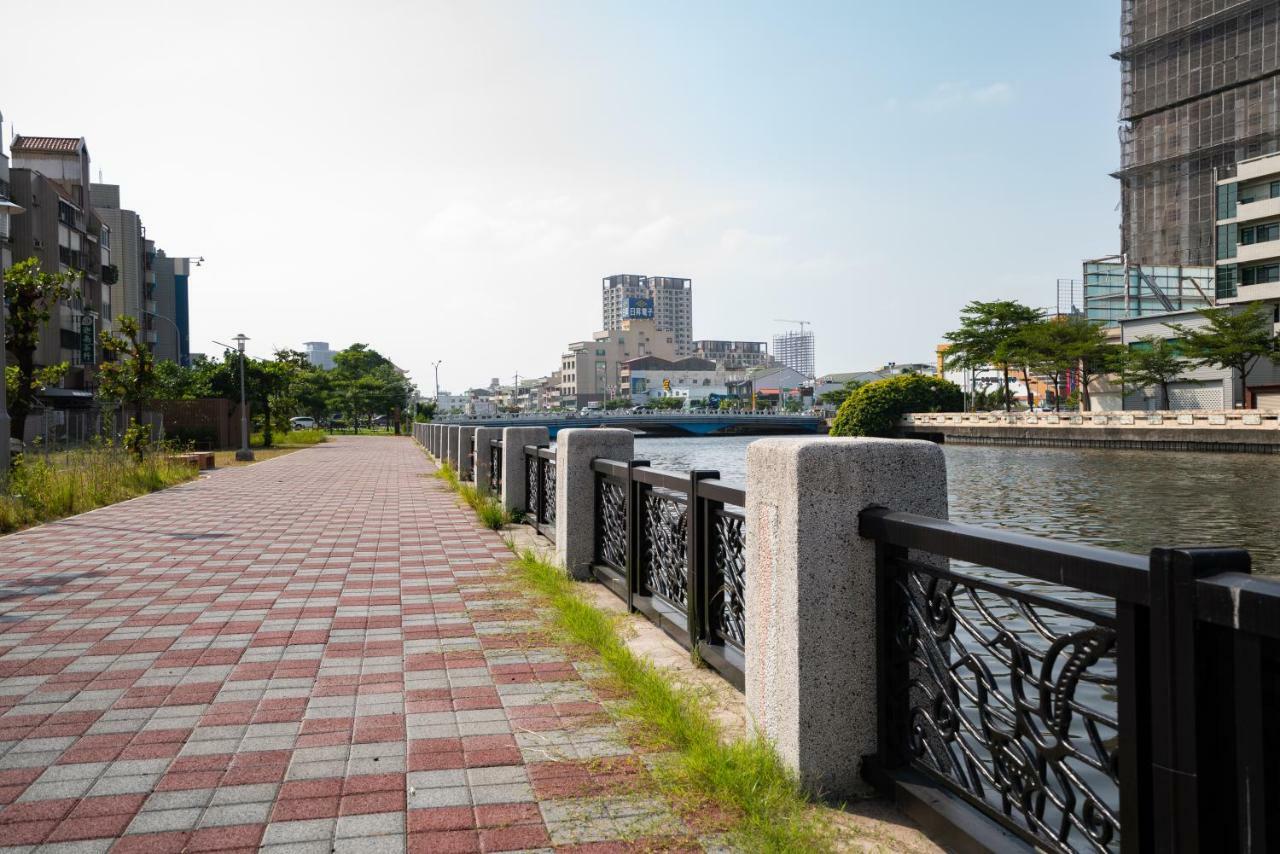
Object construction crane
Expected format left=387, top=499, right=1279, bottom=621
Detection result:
left=774, top=319, right=811, bottom=332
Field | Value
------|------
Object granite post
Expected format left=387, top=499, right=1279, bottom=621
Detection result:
left=555, top=429, right=633, bottom=579
left=500, top=426, right=549, bottom=515
left=745, top=437, right=947, bottom=800
left=446, top=426, right=459, bottom=470
left=473, top=427, right=502, bottom=494
left=456, top=426, right=476, bottom=481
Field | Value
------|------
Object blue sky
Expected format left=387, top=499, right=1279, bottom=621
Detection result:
left=3, top=0, right=1120, bottom=390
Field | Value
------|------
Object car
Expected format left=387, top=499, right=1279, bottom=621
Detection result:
left=289, top=416, right=317, bottom=430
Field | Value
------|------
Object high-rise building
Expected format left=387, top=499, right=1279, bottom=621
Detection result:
left=601, top=274, right=693, bottom=355
left=303, top=341, right=337, bottom=370
left=1116, top=2, right=1280, bottom=265
left=772, top=329, right=815, bottom=379
left=691, top=340, right=772, bottom=371
left=90, top=184, right=144, bottom=329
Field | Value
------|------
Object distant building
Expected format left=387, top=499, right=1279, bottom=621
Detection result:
left=772, top=329, right=815, bottom=378
left=620, top=356, right=743, bottom=403
left=560, top=317, right=678, bottom=408
left=602, top=274, right=693, bottom=356
left=90, top=183, right=144, bottom=336
left=7, top=135, right=112, bottom=391
left=726, top=365, right=813, bottom=409
left=1081, top=257, right=1214, bottom=326
left=691, top=340, right=771, bottom=371
left=302, top=341, right=337, bottom=370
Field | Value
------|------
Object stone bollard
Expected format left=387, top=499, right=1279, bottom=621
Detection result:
left=473, top=427, right=502, bottom=494
left=500, top=427, right=549, bottom=515
left=446, top=426, right=459, bottom=470
left=745, top=437, right=947, bottom=800
left=555, top=429, right=633, bottom=580
left=456, top=426, right=476, bottom=481
left=429, top=424, right=438, bottom=456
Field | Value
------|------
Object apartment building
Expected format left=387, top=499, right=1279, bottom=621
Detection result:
left=560, top=316, right=678, bottom=407
left=302, top=341, right=337, bottom=370
left=691, top=339, right=771, bottom=371
left=601, top=274, right=693, bottom=355
left=620, top=356, right=743, bottom=403
left=7, top=136, right=113, bottom=390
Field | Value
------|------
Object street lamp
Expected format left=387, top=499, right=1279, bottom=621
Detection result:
left=224, top=334, right=254, bottom=461
left=0, top=195, right=27, bottom=477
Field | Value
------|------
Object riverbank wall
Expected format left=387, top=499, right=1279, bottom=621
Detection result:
left=897, top=409, right=1280, bottom=453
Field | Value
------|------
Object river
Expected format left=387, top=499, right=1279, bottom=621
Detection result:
left=631, top=435, right=1280, bottom=575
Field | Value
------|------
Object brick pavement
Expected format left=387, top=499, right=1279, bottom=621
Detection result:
left=0, top=437, right=714, bottom=853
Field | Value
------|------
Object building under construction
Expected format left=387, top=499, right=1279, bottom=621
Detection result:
left=772, top=329, right=815, bottom=379
left=1116, top=0, right=1280, bottom=265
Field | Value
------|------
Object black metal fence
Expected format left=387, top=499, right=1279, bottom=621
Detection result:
left=858, top=507, right=1279, bottom=854
left=587, top=458, right=747, bottom=688
left=489, top=439, right=503, bottom=494
left=522, top=444, right=556, bottom=541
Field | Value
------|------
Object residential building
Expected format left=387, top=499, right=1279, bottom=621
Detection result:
left=1116, top=1, right=1280, bottom=265
left=7, top=136, right=113, bottom=392
left=0, top=112, right=14, bottom=275
left=772, top=329, right=815, bottom=378
left=560, top=317, right=678, bottom=408
left=1081, top=258, right=1215, bottom=326
left=302, top=341, right=337, bottom=370
left=149, top=246, right=180, bottom=362
left=691, top=340, right=771, bottom=371
left=601, top=274, right=693, bottom=355
left=90, top=184, right=143, bottom=331
left=620, top=356, right=744, bottom=404
left=726, top=365, right=813, bottom=409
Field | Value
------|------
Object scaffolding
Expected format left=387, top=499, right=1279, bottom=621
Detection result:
left=1116, top=0, right=1280, bottom=264
left=772, top=330, right=815, bottom=379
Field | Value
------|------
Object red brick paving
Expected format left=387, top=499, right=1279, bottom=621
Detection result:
left=0, top=436, right=706, bottom=852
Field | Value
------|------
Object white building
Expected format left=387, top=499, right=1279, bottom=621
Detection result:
left=619, top=356, right=744, bottom=404
left=302, top=341, right=337, bottom=370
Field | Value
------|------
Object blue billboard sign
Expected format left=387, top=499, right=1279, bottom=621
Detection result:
left=625, top=297, right=654, bottom=319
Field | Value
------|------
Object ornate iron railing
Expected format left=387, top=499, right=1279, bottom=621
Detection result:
left=858, top=508, right=1278, bottom=854
left=589, top=459, right=746, bottom=688
left=489, top=439, right=503, bottom=494
left=522, top=444, right=556, bottom=541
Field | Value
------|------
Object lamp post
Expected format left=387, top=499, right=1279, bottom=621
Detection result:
left=0, top=195, right=26, bottom=477
left=432, top=360, right=442, bottom=401
left=232, top=334, right=254, bottom=461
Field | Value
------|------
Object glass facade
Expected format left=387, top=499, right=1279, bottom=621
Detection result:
left=1082, top=262, right=1215, bottom=326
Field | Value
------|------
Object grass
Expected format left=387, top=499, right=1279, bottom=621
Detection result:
left=216, top=430, right=330, bottom=467
left=435, top=462, right=512, bottom=530
left=248, top=428, right=328, bottom=447
left=429, top=453, right=830, bottom=852
left=0, top=445, right=197, bottom=534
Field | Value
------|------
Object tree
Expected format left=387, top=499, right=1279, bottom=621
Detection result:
left=97, top=316, right=160, bottom=456
left=944, top=300, right=1043, bottom=411
left=1124, top=336, right=1188, bottom=410
left=818, top=380, right=864, bottom=408
left=3, top=258, right=80, bottom=442
left=1017, top=317, right=1119, bottom=411
left=831, top=374, right=963, bottom=437
left=1168, top=303, right=1279, bottom=407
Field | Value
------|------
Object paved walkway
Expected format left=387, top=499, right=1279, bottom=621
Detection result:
left=0, top=437, right=712, bottom=853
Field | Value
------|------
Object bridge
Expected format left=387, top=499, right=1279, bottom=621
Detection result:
left=433, top=412, right=828, bottom=437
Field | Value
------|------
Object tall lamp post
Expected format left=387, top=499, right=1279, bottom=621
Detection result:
left=232, top=334, right=254, bottom=461
left=432, top=360, right=442, bottom=402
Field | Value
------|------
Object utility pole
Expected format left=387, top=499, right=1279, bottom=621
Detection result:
left=513, top=372, right=520, bottom=411
left=432, top=360, right=442, bottom=400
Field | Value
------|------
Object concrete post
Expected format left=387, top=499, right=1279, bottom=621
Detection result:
left=434, top=424, right=442, bottom=458
left=473, top=427, right=502, bottom=494
left=745, top=437, right=947, bottom=800
left=456, top=426, right=476, bottom=481
left=555, top=429, right=633, bottom=580
left=445, top=426, right=459, bottom=470
left=500, top=426, right=549, bottom=515
left=428, top=424, right=436, bottom=455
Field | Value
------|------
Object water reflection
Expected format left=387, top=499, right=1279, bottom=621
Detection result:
left=632, top=436, right=1279, bottom=574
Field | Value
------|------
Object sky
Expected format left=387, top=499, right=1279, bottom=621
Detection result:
left=2, top=0, right=1121, bottom=393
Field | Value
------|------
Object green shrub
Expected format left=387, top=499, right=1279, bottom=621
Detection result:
left=830, top=373, right=962, bottom=437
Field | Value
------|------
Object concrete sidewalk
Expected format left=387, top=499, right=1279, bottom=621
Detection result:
left=0, top=436, right=713, bottom=853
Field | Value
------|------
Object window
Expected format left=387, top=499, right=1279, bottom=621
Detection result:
left=1270, top=181, right=1280, bottom=199
left=1258, top=222, right=1280, bottom=243
left=1242, top=264, right=1280, bottom=285
left=1218, top=183, right=1238, bottom=219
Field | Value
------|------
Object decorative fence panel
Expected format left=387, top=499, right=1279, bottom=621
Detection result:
left=858, top=507, right=1279, bottom=854
left=489, top=440, right=503, bottom=494
left=521, top=445, right=556, bottom=541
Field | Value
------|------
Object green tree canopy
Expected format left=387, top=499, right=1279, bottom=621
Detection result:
left=1123, top=337, right=1188, bottom=409
left=830, top=374, right=963, bottom=437
left=1167, top=304, right=1279, bottom=407
left=943, top=300, right=1043, bottom=411
left=3, top=258, right=79, bottom=443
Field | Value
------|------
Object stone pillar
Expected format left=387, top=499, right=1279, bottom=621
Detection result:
left=473, top=427, right=502, bottom=494
left=745, top=437, right=947, bottom=800
left=444, top=426, right=458, bottom=469
left=555, top=429, right=633, bottom=580
left=428, top=424, right=437, bottom=456
left=434, top=424, right=443, bottom=458
left=456, top=426, right=476, bottom=481
left=500, top=426, right=549, bottom=515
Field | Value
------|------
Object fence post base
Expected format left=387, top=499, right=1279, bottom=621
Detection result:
left=456, top=427, right=476, bottom=481
left=556, top=429, right=633, bottom=580
left=500, top=427, right=549, bottom=515
left=744, top=437, right=947, bottom=800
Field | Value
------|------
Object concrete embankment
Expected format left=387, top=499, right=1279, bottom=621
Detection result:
left=897, top=410, right=1280, bottom=453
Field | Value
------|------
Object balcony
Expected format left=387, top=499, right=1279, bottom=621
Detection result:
left=1234, top=240, right=1280, bottom=265
left=1233, top=195, right=1280, bottom=224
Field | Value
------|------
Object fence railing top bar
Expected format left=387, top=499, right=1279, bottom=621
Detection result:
left=536, top=447, right=555, bottom=462
left=591, top=458, right=629, bottom=478
left=859, top=507, right=1151, bottom=605
left=1195, top=571, right=1280, bottom=638
left=490, top=438, right=502, bottom=448
left=699, top=479, right=746, bottom=506
left=631, top=465, right=696, bottom=493
left=523, top=443, right=545, bottom=455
